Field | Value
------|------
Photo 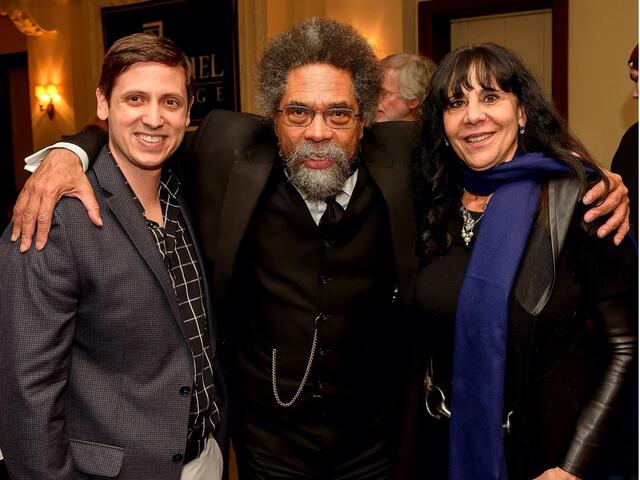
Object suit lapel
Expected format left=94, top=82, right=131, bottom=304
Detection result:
left=364, top=139, right=417, bottom=307
left=93, top=150, right=184, bottom=331
left=212, top=140, right=275, bottom=306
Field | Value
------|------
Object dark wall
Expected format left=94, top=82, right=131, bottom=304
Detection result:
left=0, top=51, right=31, bottom=233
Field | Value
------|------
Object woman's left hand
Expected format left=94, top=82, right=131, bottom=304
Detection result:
left=532, top=467, right=581, bottom=480
left=582, top=168, right=629, bottom=245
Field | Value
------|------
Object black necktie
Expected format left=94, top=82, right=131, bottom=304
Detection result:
left=319, top=195, right=344, bottom=229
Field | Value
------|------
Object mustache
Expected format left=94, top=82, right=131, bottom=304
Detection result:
left=286, top=141, right=349, bottom=165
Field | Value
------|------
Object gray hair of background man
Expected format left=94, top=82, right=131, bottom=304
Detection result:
left=256, top=17, right=382, bottom=126
left=380, top=53, right=436, bottom=105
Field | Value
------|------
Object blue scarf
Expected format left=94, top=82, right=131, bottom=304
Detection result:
left=448, top=152, right=572, bottom=480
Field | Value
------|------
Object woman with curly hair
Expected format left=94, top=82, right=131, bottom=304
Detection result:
left=412, top=43, right=637, bottom=480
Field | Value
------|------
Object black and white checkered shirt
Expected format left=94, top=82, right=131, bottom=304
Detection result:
left=132, top=170, right=220, bottom=460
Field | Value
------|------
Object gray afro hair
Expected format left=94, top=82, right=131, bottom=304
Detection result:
left=256, top=17, right=382, bottom=126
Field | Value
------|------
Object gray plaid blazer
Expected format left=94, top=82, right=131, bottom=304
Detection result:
left=0, top=148, right=225, bottom=479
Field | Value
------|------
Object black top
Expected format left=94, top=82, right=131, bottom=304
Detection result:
left=414, top=200, right=637, bottom=479
left=611, top=122, right=638, bottom=239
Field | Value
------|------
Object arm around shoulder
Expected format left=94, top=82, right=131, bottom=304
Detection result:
left=582, top=169, right=630, bottom=244
left=13, top=137, right=105, bottom=252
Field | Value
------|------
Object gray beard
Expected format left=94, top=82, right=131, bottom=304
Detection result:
left=282, top=141, right=353, bottom=201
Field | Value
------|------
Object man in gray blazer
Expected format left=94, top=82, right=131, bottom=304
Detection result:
left=0, top=33, right=226, bottom=479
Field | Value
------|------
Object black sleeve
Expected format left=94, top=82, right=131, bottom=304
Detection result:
left=610, top=123, right=638, bottom=235
left=60, top=125, right=108, bottom=169
left=166, top=112, right=217, bottom=207
left=561, top=222, right=638, bottom=478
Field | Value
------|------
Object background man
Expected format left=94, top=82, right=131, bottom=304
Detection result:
left=0, top=33, right=226, bottom=480
left=8, top=17, right=630, bottom=480
left=376, top=52, right=436, bottom=122
left=175, top=19, right=417, bottom=478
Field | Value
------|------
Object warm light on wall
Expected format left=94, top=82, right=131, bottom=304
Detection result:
left=35, top=85, right=61, bottom=119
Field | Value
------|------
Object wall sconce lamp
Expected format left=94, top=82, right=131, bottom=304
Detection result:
left=35, top=85, right=60, bottom=119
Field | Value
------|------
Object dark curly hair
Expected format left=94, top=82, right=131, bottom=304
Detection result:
left=256, top=17, right=381, bottom=126
left=414, top=43, right=605, bottom=260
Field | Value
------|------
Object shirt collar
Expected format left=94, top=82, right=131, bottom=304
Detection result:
left=285, top=168, right=359, bottom=226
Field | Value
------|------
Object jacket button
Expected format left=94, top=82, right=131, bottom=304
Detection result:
left=173, top=453, right=183, bottom=462
left=319, top=275, right=329, bottom=285
left=180, top=386, right=191, bottom=395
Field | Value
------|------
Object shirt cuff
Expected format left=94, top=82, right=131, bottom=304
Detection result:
left=24, top=142, right=90, bottom=173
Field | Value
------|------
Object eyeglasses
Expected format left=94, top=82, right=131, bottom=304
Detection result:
left=276, top=105, right=362, bottom=129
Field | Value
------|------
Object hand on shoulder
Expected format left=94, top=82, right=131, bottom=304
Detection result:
left=12, top=148, right=101, bottom=253
left=582, top=168, right=630, bottom=244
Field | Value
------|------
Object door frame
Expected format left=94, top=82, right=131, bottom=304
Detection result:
left=418, top=0, right=568, bottom=119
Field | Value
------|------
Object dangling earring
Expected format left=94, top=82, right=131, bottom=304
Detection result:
left=444, top=138, right=450, bottom=147
left=519, top=125, right=525, bottom=135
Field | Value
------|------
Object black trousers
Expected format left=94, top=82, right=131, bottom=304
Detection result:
left=234, top=426, right=393, bottom=480
left=232, top=399, right=398, bottom=480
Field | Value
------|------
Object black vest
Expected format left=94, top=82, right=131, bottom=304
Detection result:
left=228, top=165, right=403, bottom=426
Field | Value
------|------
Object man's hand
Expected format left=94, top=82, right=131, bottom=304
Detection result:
left=582, top=169, right=630, bottom=245
left=11, top=149, right=102, bottom=252
left=533, top=467, right=580, bottom=480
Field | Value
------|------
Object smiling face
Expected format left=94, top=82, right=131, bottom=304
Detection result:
left=96, top=61, right=191, bottom=177
left=274, top=63, right=364, bottom=200
left=443, top=67, right=526, bottom=171
left=377, top=68, right=420, bottom=122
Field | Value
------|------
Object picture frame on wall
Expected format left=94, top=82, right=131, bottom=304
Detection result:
left=102, top=0, right=240, bottom=126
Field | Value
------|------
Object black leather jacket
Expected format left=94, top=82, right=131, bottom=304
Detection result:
left=404, top=177, right=637, bottom=480
left=509, top=178, right=636, bottom=478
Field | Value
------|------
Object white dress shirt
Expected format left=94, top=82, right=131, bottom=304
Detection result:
left=289, top=170, right=358, bottom=225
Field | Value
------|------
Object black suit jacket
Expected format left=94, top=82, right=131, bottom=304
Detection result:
left=178, top=111, right=420, bottom=310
